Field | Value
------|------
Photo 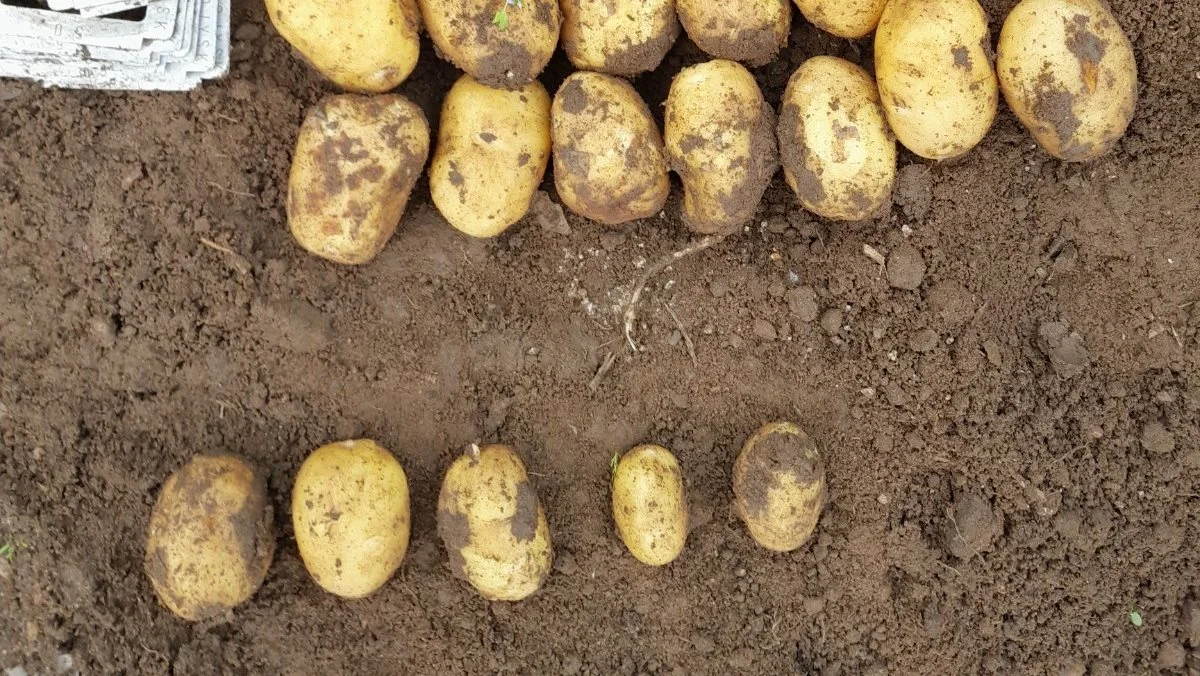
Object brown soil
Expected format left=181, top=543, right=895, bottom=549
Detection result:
left=1, top=0, right=1199, bottom=674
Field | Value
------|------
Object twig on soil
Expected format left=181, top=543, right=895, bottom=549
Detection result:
left=199, top=238, right=252, bottom=275
left=588, top=351, right=617, bottom=391
left=664, top=303, right=697, bottom=366
left=208, top=181, right=255, bottom=198
left=622, top=234, right=725, bottom=352
left=862, top=243, right=886, bottom=274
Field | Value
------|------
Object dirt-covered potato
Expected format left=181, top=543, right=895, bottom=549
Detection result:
left=732, top=422, right=826, bottom=552
left=430, top=75, right=551, bottom=238
left=292, top=440, right=410, bottom=599
left=288, top=94, right=430, bottom=265
left=144, top=455, right=274, bottom=621
left=874, top=0, right=998, bottom=160
left=551, top=73, right=669, bottom=226
left=266, top=0, right=421, bottom=92
left=420, top=0, right=560, bottom=89
left=996, top=0, right=1137, bottom=161
left=611, top=444, right=688, bottom=566
left=437, top=444, right=553, bottom=601
left=793, top=0, right=887, bottom=39
left=560, top=0, right=679, bottom=76
left=664, top=60, right=778, bottom=234
left=676, top=0, right=790, bottom=66
left=778, top=56, right=896, bottom=221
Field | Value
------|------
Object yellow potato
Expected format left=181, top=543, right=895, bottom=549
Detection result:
left=676, top=0, right=790, bottom=66
left=144, top=455, right=275, bottom=621
left=996, top=0, right=1137, bottom=161
left=793, top=0, right=888, bottom=39
left=732, top=422, right=826, bottom=552
left=287, top=94, right=430, bottom=265
left=874, top=0, right=998, bottom=160
left=266, top=0, right=421, bottom=92
left=430, top=75, right=552, bottom=238
left=420, top=0, right=559, bottom=89
left=551, top=72, right=669, bottom=226
left=437, top=444, right=553, bottom=601
left=611, top=444, right=688, bottom=566
left=292, top=439, right=410, bottom=599
left=560, top=0, right=679, bottom=76
left=664, top=59, right=779, bottom=234
left=778, top=56, right=896, bottom=221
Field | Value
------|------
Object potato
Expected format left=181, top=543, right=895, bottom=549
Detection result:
left=676, top=0, right=790, bottom=66
left=420, top=0, right=559, bottom=89
left=430, top=75, right=552, bottom=238
left=874, top=0, right=999, bottom=160
left=778, top=56, right=896, bottom=221
left=144, top=455, right=275, bottom=621
left=611, top=444, right=688, bottom=566
left=732, top=422, right=826, bottom=552
left=292, top=439, right=410, bottom=599
left=288, top=94, right=430, bottom=265
left=551, top=73, right=669, bottom=226
left=664, top=60, right=779, bottom=234
left=437, top=444, right=553, bottom=601
left=996, top=0, right=1137, bottom=161
left=266, top=0, right=420, bottom=92
left=560, top=0, right=679, bottom=76
left=793, top=0, right=888, bottom=39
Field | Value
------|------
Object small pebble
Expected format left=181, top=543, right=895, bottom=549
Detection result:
left=887, top=244, right=926, bottom=290
left=820, top=309, right=843, bottom=335
left=909, top=328, right=939, bottom=353
left=1140, top=421, right=1175, bottom=455
left=752, top=319, right=777, bottom=341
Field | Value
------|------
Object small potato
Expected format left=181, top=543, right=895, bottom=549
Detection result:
left=288, top=94, right=430, bottom=265
left=665, top=60, right=779, bottom=234
left=732, top=422, right=826, bottom=552
left=145, top=455, right=275, bottom=621
left=793, top=0, right=888, bottom=39
left=996, top=0, right=1137, bottom=161
left=437, top=444, right=553, bottom=601
left=874, top=0, right=999, bottom=160
left=420, top=0, right=559, bottom=89
left=560, top=0, right=679, bottom=76
left=430, top=75, right=552, bottom=238
left=612, top=445, right=688, bottom=566
left=551, top=73, right=669, bottom=225
left=292, top=440, right=410, bottom=599
left=266, top=0, right=420, bottom=92
left=677, top=0, right=790, bottom=66
left=778, top=56, right=896, bottom=221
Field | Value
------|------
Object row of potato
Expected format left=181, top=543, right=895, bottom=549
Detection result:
left=144, top=423, right=825, bottom=620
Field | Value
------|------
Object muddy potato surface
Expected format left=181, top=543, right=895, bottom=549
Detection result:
left=732, top=422, right=827, bottom=552
left=420, top=0, right=560, bottom=89
left=560, top=0, right=679, bottom=76
left=676, top=0, right=790, bottom=67
left=612, top=444, right=688, bottom=566
left=793, top=0, right=888, bottom=39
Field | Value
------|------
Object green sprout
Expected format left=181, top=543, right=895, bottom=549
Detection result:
left=1129, top=610, right=1143, bottom=627
left=0, top=543, right=13, bottom=562
left=492, top=0, right=523, bottom=31
left=609, top=452, right=620, bottom=479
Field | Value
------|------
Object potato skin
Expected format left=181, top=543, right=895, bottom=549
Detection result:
left=551, top=73, right=669, bottom=226
left=676, top=0, right=790, bottom=67
left=732, top=422, right=826, bottom=552
left=287, top=94, right=430, bottom=265
left=437, top=444, right=553, bottom=601
left=778, top=56, right=896, bottom=221
left=793, top=0, right=887, bottom=39
left=996, top=0, right=1137, bottom=161
left=420, top=0, right=559, bottom=89
left=612, top=445, right=688, bottom=566
left=874, top=0, right=998, bottom=160
left=560, top=0, right=679, bottom=76
left=144, top=455, right=275, bottom=621
left=665, top=60, right=779, bottom=234
left=430, top=75, right=552, bottom=238
left=292, top=440, right=410, bottom=599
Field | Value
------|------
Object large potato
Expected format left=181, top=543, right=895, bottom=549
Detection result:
left=874, top=0, right=998, bottom=160
left=292, top=439, right=410, bottom=599
left=144, top=455, right=275, bottom=621
left=676, top=0, right=790, bottom=67
left=996, top=0, right=1137, bottom=161
left=420, top=0, right=560, bottom=89
left=778, top=56, right=896, bottom=221
left=732, top=422, right=826, bottom=552
left=430, top=75, right=552, bottom=238
left=437, top=444, right=553, bottom=601
left=551, top=73, right=669, bottom=226
left=793, top=0, right=888, bottom=39
left=664, top=60, right=778, bottom=234
left=612, top=444, right=688, bottom=566
left=560, top=0, right=679, bottom=76
left=288, top=94, right=430, bottom=265
left=266, top=0, right=420, bottom=92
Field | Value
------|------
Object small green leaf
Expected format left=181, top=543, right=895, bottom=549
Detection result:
left=0, top=543, right=13, bottom=562
left=609, top=452, right=619, bottom=479
left=492, top=8, right=508, bottom=30
left=1130, top=611, right=1143, bottom=627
